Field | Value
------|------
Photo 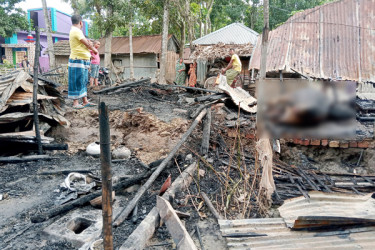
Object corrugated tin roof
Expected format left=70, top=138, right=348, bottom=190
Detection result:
left=50, top=35, right=180, bottom=56
left=98, top=34, right=178, bottom=55
left=278, top=191, right=375, bottom=227
left=220, top=191, right=375, bottom=249
left=249, top=0, right=375, bottom=83
left=219, top=217, right=375, bottom=249
left=193, top=23, right=259, bottom=45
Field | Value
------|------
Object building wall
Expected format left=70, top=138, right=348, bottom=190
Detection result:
left=56, top=55, right=69, bottom=66
left=56, top=10, right=73, bottom=35
left=167, top=38, right=179, bottom=53
left=28, top=8, right=88, bottom=36
left=166, top=51, right=179, bottom=82
left=4, top=48, right=13, bottom=63
left=3, top=44, right=35, bottom=67
left=98, top=51, right=179, bottom=82
left=109, top=54, right=158, bottom=80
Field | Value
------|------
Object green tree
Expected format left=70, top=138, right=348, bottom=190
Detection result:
left=210, top=0, right=248, bottom=31
left=0, top=0, right=29, bottom=37
left=269, top=0, right=334, bottom=29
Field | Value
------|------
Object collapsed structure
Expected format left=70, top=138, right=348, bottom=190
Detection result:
left=0, top=70, right=68, bottom=154
left=1, top=0, right=375, bottom=249
left=190, top=23, right=259, bottom=87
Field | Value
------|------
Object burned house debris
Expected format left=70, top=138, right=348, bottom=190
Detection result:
left=190, top=23, right=259, bottom=89
left=0, top=70, right=68, bottom=155
left=1, top=0, right=375, bottom=249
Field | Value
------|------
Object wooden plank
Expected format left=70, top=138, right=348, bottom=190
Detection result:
left=0, top=155, right=57, bottom=163
left=288, top=174, right=310, bottom=200
left=0, top=71, right=30, bottom=110
left=157, top=196, right=198, bottom=250
left=296, top=167, right=320, bottom=191
left=119, top=162, right=198, bottom=250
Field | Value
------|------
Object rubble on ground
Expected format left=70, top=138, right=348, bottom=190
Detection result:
left=1, top=72, right=375, bottom=250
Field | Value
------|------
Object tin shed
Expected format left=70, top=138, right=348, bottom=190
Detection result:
left=98, top=34, right=180, bottom=82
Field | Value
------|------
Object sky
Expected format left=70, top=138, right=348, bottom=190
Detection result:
left=16, top=0, right=74, bottom=14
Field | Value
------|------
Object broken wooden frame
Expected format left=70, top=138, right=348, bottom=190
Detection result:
left=273, top=159, right=375, bottom=203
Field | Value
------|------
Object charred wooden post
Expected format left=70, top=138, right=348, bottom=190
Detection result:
left=33, top=26, right=43, bottom=155
left=194, top=93, right=227, bottom=102
left=131, top=203, right=139, bottom=224
left=200, top=108, right=212, bottom=155
left=169, top=84, right=221, bottom=94
left=42, top=143, right=68, bottom=151
left=0, top=155, right=56, bottom=163
left=201, top=192, right=223, bottom=221
left=30, top=169, right=153, bottom=223
left=93, top=78, right=150, bottom=94
left=195, top=225, right=205, bottom=250
left=113, top=109, right=208, bottom=227
left=99, top=102, right=113, bottom=250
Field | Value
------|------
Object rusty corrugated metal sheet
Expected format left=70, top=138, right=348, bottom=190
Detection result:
left=220, top=191, right=375, bottom=249
left=249, top=0, right=375, bottom=83
left=98, top=34, right=175, bottom=55
left=219, top=217, right=375, bottom=249
left=278, top=191, right=375, bottom=227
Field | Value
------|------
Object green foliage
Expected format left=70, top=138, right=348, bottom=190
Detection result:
left=0, top=0, right=29, bottom=37
left=269, top=0, right=334, bottom=29
left=71, top=0, right=335, bottom=42
left=210, top=0, right=248, bottom=31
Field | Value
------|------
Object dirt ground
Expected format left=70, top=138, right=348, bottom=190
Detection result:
left=0, top=86, right=229, bottom=249
left=1, top=84, right=374, bottom=250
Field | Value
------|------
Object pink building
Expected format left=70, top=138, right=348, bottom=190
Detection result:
left=0, top=8, right=89, bottom=72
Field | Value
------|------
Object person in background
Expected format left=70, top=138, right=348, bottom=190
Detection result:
left=175, top=58, right=186, bottom=85
left=68, top=14, right=98, bottom=109
left=21, top=55, right=33, bottom=71
left=188, top=62, right=197, bottom=87
left=89, top=40, right=101, bottom=87
left=2, top=55, right=10, bottom=65
left=221, top=48, right=241, bottom=86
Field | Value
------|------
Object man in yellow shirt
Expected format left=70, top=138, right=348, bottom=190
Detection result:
left=68, top=14, right=98, bottom=109
left=222, top=48, right=242, bottom=86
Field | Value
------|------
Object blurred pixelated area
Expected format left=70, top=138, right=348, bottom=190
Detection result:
left=257, top=79, right=357, bottom=139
